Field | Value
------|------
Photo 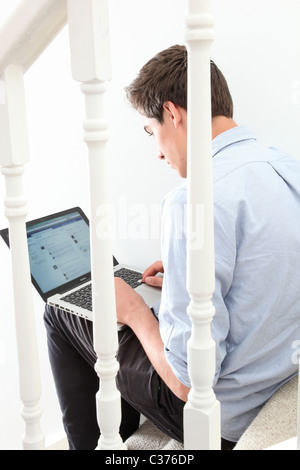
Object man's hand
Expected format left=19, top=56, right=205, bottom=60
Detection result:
left=114, top=277, right=148, bottom=327
left=142, top=260, right=164, bottom=288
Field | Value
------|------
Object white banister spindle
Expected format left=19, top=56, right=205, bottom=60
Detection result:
left=67, top=0, right=125, bottom=450
left=184, top=0, right=221, bottom=450
left=0, top=65, right=44, bottom=450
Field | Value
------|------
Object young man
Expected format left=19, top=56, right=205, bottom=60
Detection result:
left=44, top=45, right=300, bottom=450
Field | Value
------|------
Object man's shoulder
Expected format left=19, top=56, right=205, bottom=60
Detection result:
left=212, top=140, right=295, bottom=185
left=162, top=183, right=187, bottom=207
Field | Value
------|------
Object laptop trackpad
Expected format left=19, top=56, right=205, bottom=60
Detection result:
left=135, top=283, right=161, bottom=308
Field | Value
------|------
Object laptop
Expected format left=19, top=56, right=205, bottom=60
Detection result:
left=0, top=207, right=161, bottom=321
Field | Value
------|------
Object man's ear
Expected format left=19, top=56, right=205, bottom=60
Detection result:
left=163, top=101, right=182, bottom=129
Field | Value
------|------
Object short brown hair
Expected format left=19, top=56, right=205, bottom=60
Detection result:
left=125, top=44, right=233, bottom=123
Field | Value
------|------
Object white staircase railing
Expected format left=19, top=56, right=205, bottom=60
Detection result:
left=0, top=0, right=67, bottom=450
left=184, top=0, right=220, bottom=450
left=0, top=63, right=45, bottom=451
left=67, top=0, right=125, bottom=450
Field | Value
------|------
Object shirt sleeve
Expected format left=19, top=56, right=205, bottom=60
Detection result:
left=160, top=186, right=236, bottom=388
left=211, top=202, right=236, bottom=385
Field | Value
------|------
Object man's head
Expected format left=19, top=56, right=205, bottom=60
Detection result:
left=125, top=44, right=234, bottom=177
left=126, top=44, right=233, bottom=122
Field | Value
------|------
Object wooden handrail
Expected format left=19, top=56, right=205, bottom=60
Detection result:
left=0, top=0, right=67, bottom=74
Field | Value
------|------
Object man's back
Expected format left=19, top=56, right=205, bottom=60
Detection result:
left=159, top=126, right=300, bottom=442
left=211, top=126, right=300, bottom=441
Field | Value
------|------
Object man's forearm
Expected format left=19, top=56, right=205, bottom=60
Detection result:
left=127, top=304, right=189, bottom=402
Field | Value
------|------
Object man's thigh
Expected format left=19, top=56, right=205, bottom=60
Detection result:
left=117, top=326, right=184, bottom=442
left=44, top=305, right=184, bottom=442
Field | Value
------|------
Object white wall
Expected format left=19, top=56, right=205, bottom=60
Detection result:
left=0, top=0, right=299, bottom=449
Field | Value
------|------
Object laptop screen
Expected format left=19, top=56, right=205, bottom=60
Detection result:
left=27, top=208, right=91, bottom=295
left=0, top=207, right=119, bottom=302
left=0, top=207, right=92, bottom=301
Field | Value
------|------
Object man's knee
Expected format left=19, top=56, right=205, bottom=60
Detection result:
left=43, top=303, right=55, bottom=325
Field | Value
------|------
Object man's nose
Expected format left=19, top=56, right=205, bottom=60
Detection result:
left=157, top=152, right=165, bottom=160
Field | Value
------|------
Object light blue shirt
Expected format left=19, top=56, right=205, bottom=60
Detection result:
left=157, top=126, right=300, bottom=442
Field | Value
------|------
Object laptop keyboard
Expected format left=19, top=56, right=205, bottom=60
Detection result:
left=62, top=283, right=93, bottom=311
left=61, top=268, right=143, bottom=311
left=114, top=268, right=143, bottom=288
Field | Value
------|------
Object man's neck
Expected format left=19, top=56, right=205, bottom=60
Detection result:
left=212, top=116, right=238, bottom=140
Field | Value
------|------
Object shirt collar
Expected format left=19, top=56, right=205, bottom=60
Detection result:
left=212, top=125, right=256, bottom=158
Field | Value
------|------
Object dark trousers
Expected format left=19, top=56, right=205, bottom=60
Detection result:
left=44, top=305, right=185, bottom=449
left=44, top=305, right=235, bottom=450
